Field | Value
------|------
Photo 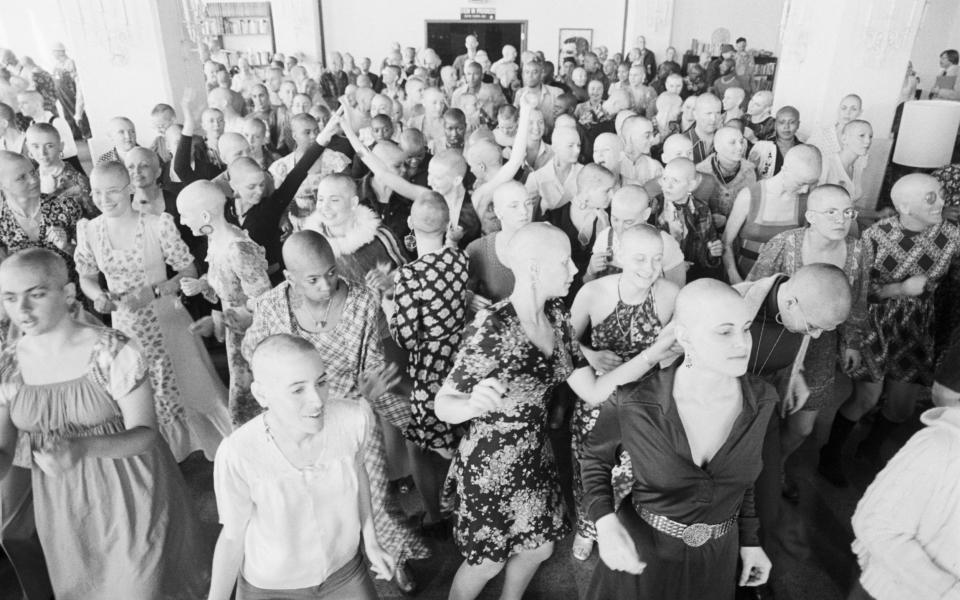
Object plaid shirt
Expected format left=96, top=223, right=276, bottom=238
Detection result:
left=242, top=281, right=411, bottom=429
left=651, top=193, right=722, bottom=280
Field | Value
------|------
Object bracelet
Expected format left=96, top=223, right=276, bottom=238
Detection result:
left=152, top=285, right=161, bottom=298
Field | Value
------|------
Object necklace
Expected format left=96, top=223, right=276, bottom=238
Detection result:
left=751, top=312, right=786, bottom=375
left=301, top=296, right=334, bottom=329
left=614, top=276, right=642, bottom=336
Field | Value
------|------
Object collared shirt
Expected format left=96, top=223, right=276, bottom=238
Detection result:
left=525, top=159, right=584, bottom=212
left=214, top=405, right=373, bottom=589
left=620, top=154, right=664, bottom=186
left=582, top=365, right=776, bottom=546
left=651, top=193, right=721, bottom=280
left=513, top=84, right=565, bottom=128
left=683, top=127, right=714, bottom=164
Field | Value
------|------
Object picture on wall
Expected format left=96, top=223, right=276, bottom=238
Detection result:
left=559, top=28, right=592, bottom=63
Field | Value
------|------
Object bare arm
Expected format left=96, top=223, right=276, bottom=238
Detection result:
left=207, top=525, right=247, bottom=600
left=340, top=114, right=430, bottom=202
left=473, top=101, right=534, bottom=197
left=723, top=188, right=751, bottom=284
left=0, top=405, right=17, bottom=480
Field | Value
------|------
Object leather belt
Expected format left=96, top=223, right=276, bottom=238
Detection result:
left=635, top=504, right=737, bottom=548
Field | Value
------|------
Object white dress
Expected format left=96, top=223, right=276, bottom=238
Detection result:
left=75, top=212, right=232, bottom=460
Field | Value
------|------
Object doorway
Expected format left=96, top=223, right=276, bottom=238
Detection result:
left=425, top=21, right=526, bottom=66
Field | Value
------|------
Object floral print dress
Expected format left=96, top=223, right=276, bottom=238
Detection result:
left=390, top=246, right=469, bottom=454
left=75, top=212, right=231, bottom=460
left=204, top=232, right=272, bottom=425
left=442, top=298, right=582, bottom=564
left=571, top=285, right=661, bottom=540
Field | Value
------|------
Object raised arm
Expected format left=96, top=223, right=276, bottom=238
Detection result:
left=474, top=101, right=534, bottom=197
left=340, top=112, right=431, bottom=202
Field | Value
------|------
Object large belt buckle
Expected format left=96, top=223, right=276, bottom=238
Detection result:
left=681, top=522, right=711, bottom=547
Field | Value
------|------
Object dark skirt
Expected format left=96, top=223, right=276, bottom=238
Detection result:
left=585, top=498, right=740, bottom=600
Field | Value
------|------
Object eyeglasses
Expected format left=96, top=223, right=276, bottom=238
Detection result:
left=789, top=300, right=834, bottom=337
left=809, top=208, right=858, bottom=221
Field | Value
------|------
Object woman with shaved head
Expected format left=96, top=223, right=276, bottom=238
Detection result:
left=437, top=222, right=672, bottom=600
left=583, top=279, right=776, bottom=599
left=0, top=248, right=204, bottom=598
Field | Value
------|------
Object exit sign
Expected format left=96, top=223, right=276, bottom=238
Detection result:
left=461, top=7, right=495, bottom=20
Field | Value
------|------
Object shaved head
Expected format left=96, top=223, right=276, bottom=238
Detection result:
left=282, top=229, right=335, bottom=272
left=611, top=185, right=651, bottom=215
left=619, top=223, right=662, bottom=251
left=664, top=157, right=697, bottom=181
left=466, top=139, right=501, bottom=169
left=0, top=247, right=70, bottom=288
left=782, top=264, right=852, bottom=330
left=126, top=146, right=160, bottom=170
left=410, top=192, right=449, bottom=234
left=781, top=144, right=822, bottom=185
left=776, top=105, right=800, bottom=120
left=250, top=333, right=321, bottom=380
left=891, top=173, right=942, bottom=214
left=807, top=184, right=851, bottom=211
left=227, top=156, right=264, bottom=180
left=661, top=134, right=694, bottom=163
left=675, top=278, right=748, bottom=331
left=218, top=132, right=249, bottom=160
left=177, top=180, right=228, bottom=216
left=593, top=133, right=624, bottom=172
left=507, top=222, right=569, bottom=268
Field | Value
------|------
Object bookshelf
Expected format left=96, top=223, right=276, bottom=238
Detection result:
left=201, top=2, right=275, bottom=68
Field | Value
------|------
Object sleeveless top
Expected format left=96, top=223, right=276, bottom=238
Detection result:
left=590, top=282, right=662, bottom=360
left=736, top=181, right=806, bottom=277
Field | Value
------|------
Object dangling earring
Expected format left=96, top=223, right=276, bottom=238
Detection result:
left=199, top=224, right=214, bottom=235
left=404, top=232, right=417, bottom=252
left=684, top=354, right=693, bottom=368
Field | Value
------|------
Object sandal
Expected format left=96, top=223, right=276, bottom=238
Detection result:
left=571, top=534, right=594, bottom=561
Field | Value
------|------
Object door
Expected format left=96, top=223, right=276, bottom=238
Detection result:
left=425, top=21, right=526, bottom=66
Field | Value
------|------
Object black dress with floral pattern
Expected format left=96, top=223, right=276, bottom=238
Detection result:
left=442, top=298, right=582, bottom=564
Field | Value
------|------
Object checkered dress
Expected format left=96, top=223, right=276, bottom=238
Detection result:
left=859, top=217, right=960, bottom=384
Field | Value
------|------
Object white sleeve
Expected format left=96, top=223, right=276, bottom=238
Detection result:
left=660, top=232, right=685, bottom=270
left=53, top=117, right=78, bottom=159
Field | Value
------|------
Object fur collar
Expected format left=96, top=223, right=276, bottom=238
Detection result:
left=305, top=204, right=381, bottom=257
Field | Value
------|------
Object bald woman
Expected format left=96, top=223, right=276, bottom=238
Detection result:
left=0, top=248, right=204, bottom=598
left=583, top=279, right=776, bottom=600
left=0, top=150, right=83, bottom=282
left=820, top=174, right=960, bottom=485
left=437, top=223, right=674, bottom=600
left=95, top=116, right=138, bottom=165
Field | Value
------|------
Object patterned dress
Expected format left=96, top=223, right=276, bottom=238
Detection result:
left=51, top=57, right=91, bottom=140
left=204, top=232, right=272, bottom=425
left=571, top=284, right=662, bottom=541
left=443, top=298, right=581, bottom=564
left=859, top=216, right=960, bottom=384
left=241, top=282, right=428, bottom=563
left=0, top=328, right=205, bottom=599
left=390, top=246, right=469, bottom=453
left=75, top=213, right=231, bottom=460
left=49, top=162, right=95, bottom=218
left=747, top=228, right=870, bottom=409
left=0, top=195, right=82, bottom=274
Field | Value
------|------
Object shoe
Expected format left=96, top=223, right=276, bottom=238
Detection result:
left=393, top=562, right=417, bottom=595
left=780, top=475, right=800, bottom=503
left=817, top=448, right=848, bottom=488
left=571, top=534, right=594, bottom=561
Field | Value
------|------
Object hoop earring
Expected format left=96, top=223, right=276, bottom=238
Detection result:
left=403, top=232, right=417, bottom=252
left=199, top=224, right=214, bottom=235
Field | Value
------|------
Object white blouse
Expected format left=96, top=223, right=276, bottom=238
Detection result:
left=851, top=407, right=960, bottom=600
left=214, top=400, right=374, bottom=590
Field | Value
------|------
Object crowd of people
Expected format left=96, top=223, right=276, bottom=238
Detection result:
left=0, top=31, right=957, bottom=600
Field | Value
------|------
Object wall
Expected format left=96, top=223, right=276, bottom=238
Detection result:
left=909, top=0, right=960, bottom=96
left=319, top=0, right=626, bottom=65
left=272, top=0, right=322, bottom=60
left=670, top=0, right=786, bottom=54
left=0, top=0, right=205, bottom=156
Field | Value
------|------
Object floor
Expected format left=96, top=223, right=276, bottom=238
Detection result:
left=0, top=143, right=919, bottom=599
left=0, top=371, right=921, bottom=599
